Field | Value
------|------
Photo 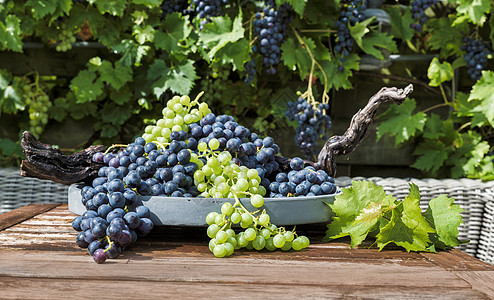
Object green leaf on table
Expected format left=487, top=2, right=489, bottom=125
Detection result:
left=412, top=139, right=448, bottom=173
left=387, top=6, right=414, bottom=41
left=468, top=71, right=494, bottom=127
left=455, top=0, right=491, bottom=26
left=198, top=14, right=244, bottom=61
left=155, top=13, right=191, bottom=56
left=423, top=194, right=467, bottom=249
left=376, top=183, right=435, bottom=252
left=70, top=70, right=104, bottom=103
left=148, top=60, right=198, bottom=97
left=324, top=180, right=396, bottom=248
left=376, top=99, right=426, bottom=145
left=428, top=57, right=453, bottom=87
left=0, top=15, right=23, bottom=52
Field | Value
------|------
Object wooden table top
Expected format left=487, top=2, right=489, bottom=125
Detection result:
left=0, top=203, right=493, bottom=299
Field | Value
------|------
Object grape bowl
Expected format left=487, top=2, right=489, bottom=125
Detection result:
left=69, top=184, right=338, bottom=226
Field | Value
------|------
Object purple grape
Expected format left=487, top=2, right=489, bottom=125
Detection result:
left=93, top=249, right=107, bottom=264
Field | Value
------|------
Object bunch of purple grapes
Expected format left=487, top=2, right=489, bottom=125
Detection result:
left=193, top=0, right=229, bottom=30
left=461, top=37, right=493, bottom=81
left=334, top=0, right=367, bottom=70
left=247, top=0, right=292, bottom=79
left=409, top=0, right=438, bottom=32
left=285, top=98, right=332, bottom=159
left=161, top=0, right=193, bottom=18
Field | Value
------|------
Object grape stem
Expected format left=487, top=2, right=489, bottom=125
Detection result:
left=103, top=144, right=129, bottom=155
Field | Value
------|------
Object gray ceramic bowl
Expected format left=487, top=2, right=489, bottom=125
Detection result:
left=68, top=184, right=338, bottom=226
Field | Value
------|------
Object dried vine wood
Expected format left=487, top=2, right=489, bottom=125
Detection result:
left=20, top=131, right=106, bottom=185
left=315, top=84, right=414, bottom=176
left=20, top=84, right=413, bottom=185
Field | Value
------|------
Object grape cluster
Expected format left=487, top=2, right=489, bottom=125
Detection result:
left=269, top=157, right=336, bottom=197
left=161, top=0, right=192, bottom=18
left=285, top=97, right=331, bottom=158
left=461, top=37, right=493, bottom=81
left=56, top=23, right=76, bottom=52
left=409, top=0, right=438, bottom=32
left=193, top=0, right=229, bottom=30
left=200, top=67, right=231, bottom=104
left=250, top=0, right=292, bottom=76
left=23, top=81, right=51, bottom=138
left=334, top=0, right=366, bottom=69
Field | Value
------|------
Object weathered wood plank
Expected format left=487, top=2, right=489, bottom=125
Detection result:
left=453, top=271, right=494, bottom=299
left=419, top=250, right=494, bottom=271
left=0, top=203, right=60, bottom=231
left=0, top=277, right=489, bottom=300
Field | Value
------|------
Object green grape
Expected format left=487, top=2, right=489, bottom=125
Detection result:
left=236, top=178, right=249, bottom=192
left=215, top=231, right=228, bottom=244
left=199, top=102, right=209, bottom=114
left=230, top=212, right=241, bottom=224
left=247, top=169, right=258, bottom=179
left=259, top=186, right=267, bottom=196
left=260, top=228, right=271, bottom=240
left=172, top=125, right=182, bottom=132
left=164, top=119, right=174, bottom=128
left=258, top=213, right=270, bottom=226
left=251, top=195, right=264, bottom=208
left=145, top=125, right=154, bottom=133
left=237, top=233, right=248, bottom=247
left=207, top=224, right=220, bottom=238
left=173, top=115, right=184, bottom=125
left=209, top=238, right=217, bottom=252
left=273, top=234, right=286, bottom=248
left=225, top=229, right=235, bottom=238
left=194, top=170, right=205, bottom=182
left=180, top=95, right=190, bottom=106
left=252, top=236, right=266, bottom=250
left=214, top=175, right=226, bottom=185
left=198, top=142, right=207, bottom=152
left=218, top=152, right=232, bottom=165
left=265, top=237, right=276, bottom=251
left=284, top=231, right=295, bottom=242
left=214, top=213, right=224, bottom=225
left=244, top=228, right=257, bottom=241
left=156, top=119, right=167, bottom=128
left=206, top=212, right=218, bottom=225
left=224, top=242, right=235, bottom=256
left=184, top=114, right=194, bottom=124
left=217, top=182, right=229, bottom=195
left=227, top=236, right=237, bottom=248
left=164, top=109, right=175, bottom=119
left=197, top=183, right=207, bottom=192
left=207, top=157, right=219, bottom=168
left=281, top=241, right=292, bottom=251
left=213, top=244, right=227, bottom=258
left=221, top=202, right=234, bottom=216
left=173, top=103, right=183, bottom=113
left=299, top=235, right=310, bottom=248
left=291, top=238, right=304, bottom=251
left=151, top=127, right=161, bottom=136
left=241, top=213, right=253, bottom=225
left=209, top=138, right=220, bottom=150
left=249, top=178, right=260, bottom=187
left=245, top=242, right=254, bottom=250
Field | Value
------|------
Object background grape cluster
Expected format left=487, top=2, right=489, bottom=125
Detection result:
left=409, top=0, right=438, bottom=32
left=461, top=37, right=493, bottom=81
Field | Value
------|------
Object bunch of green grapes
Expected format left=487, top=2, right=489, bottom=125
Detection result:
left=55, top=23, right=76, bottom=52
left=23, top=82, right=51, bottom=138
left=195, top=138, right=310, bottom=257
left=142, top=93, right=211, bottom=144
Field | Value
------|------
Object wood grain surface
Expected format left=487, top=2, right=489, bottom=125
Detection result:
left=0, top=204, right=493, bottom=299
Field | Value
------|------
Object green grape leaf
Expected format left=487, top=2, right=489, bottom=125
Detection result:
left=324, top=180, right=396, bottom=248
left=456, top=0, right=491, bottom=25
left=0, top=15, right=23, bottom=52
left=95, top=61, right=133, bottom=90
left=133, top=24, right=155, bottom=45
left=468, top=71, right=494, bottom=127
left=109, top=87, right=132, bottom=105
left=132, top=0, right=161, bottom=6
left=198, top=14, right=244, bottom=61
left=112, top=40, right=150, bottom=67
left=376, top=99, right=426, bottom=145
left=281, top=37, right=316, bottom=79
left=427, top=17, right=468, bottom=59
left=275, top=0, right=306, bottom=16
left=412, top=140, right=448, bottom=173
left=1, top=86, right=23, bottom=114
left=423, top=194, right=467, bottom=249
left=376, top=183, right=435, bottom=252
left=0, top=138, right=22, bottom=157
left=69, top=70, right=104, bottom=103
left=427, top=57, right=453, bottom=87
left=422, top=113, right=443, bottom=140
left=0, top=69, right=12, bottom=90
left=387, top=6, right=414, bottom=41
left=100, top=102, right=133, bottom=126
left=319, top=54, right=360, bottom=90
left=350, top=18, right=397, bottom=60
left=215, top=39, right=250, bottom=71
left=154, top=13, right=192, bottom=55
left=148, top=60, right=198, bottom=97
left=92, top=0, right=127, bottom=17
left=26, top=0, right=57, bottom=19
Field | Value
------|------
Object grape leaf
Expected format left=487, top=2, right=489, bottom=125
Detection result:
left=133, top=24, right=155, bottom=45
left=110, top=87, right=132, bottom=105
left=132, top=0, right=161, bottom=6
left=423, top=194, right=467, bottom=249
left=100, top=102, right=133, bottom=126
left=376, top=183, right=435, bottom=252
left=0, top=69, right=12, bottom=90
left=387, top=6, right=414, bottom=41
left=281, top=37, right=316, bottom=80
left=324, top=180, right=396, bottom=248
left=275, top=0, right=306, bottom=16
left=95, top=61, right=133, bottom=90
left=148, top=60, right=198, bottom=97
left=215, top=39, right=250, bottom=71
left=428, top=57, right=453, bottom=87
left=0, top=15, right=23, bottom=52
left=350, top=18, right=397, bottom=60
left=319, top=54, right=360, bottom=90
left=92, top=0, right=127, bottom=17
left=26, top=0, right=57, bottom=19
left=154, top=13, right=192, bottom=56
left=112, top=40, right=150, bottom=67
left=0, top=138, right=22, bottom=157
left=412, top=140, right=448, bottom=173
left=198, top=14, right=244, bottom=61
left=1, top=85, right=23, bottom=114
left=427, top=17, right=468, bottom=59
left=456, top=0, right=491, bottom=25
left=376, top=99, right=426, bottom=145
left=69, top=70, right=104, bottom=103
left=422, top=113, right=443, bottom=140
left=468, top=71, right=494, bottom=127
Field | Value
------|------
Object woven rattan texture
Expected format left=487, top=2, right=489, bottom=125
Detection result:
left=0, top=168, right=69, bottom=214
left=335, top=176, right=494, bottom=263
